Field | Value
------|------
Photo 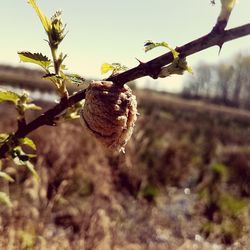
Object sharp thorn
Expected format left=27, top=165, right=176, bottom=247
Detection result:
left=218, top=43, right=224, bottom=55
left=135, top=58, right=145, bottom=66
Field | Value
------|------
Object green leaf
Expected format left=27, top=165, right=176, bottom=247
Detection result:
left=27, top=0, right=52, bottom=33
left=22, top=103, right=42, bottom=111
left=50, top=11, right=67, bottom=46
left=0, top=192, right=13, bottom=207
left=18, top=52, right=51, bottom=70
left=25, top=161, right=39, bottom=181
left=13, top=155, right=29, bottom=165
left=42, top=73, right=63, bottom=89
left=158, top=57, right=192, bottom=78
left=144, top=40, right=179, bottom=59
left=19, top=137, right=36, bottom=150
left=60, top=64, right=67, bottom=70
left=12, top=146, right=30, bottom=163
left=12, top=147, right=39, bottom=181
left=0, top=91, right=20, bottom=104
left=65, top=73, right=86, bottom=85
left=101, top=63, right=128, bottom=75
left=0, top=171, right=14, bottom=182
left=58, top=53, right=67, bottom=68
left=101, top=63, right=115, bottom=74
left=0, top=133, right=9, bottom=143
left=12, top=157, right=39, bottom=181
left=43, top=73, right=62, bottom=82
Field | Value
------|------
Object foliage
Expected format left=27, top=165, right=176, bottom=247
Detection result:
left=0, top=192, right=13, bottom=207
left=18, top=52, right=51, bottom=71
left=27, top=0, right=52, bottom=33
left=0, top=2, right=248, bottom=248
left=144, top=40, right=192, bottom=77
left=19, top=0, right=84, bottom=97
left=1, top=91, right=250, bottom=247
left=0, top=0, right=85, bottom=203
left=144, top=40, right=179, bottom=58
left=101, top=62, right=128, bottom=76
left=0, top=90, right=41, bottom=112
left=198, top=162, right=247, bottom=244
left=0, top=171, right=14, bottom=183
left=0, top=89, right=40, bottom=185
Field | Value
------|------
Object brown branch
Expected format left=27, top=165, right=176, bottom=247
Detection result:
left=0, top=23, right=250, bottom=158
left=0, top=90, right=86, bottom=158
left=108, top=23, right=250, bottom=87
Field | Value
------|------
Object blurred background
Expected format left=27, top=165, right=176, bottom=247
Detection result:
left=0, top=1, right=250, bottom=249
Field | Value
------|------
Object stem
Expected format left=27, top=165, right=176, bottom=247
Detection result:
left=0, top=23, right=250, bottom=159
left=50, top=45, right=68, bottom=98
left=108, top=23, right=250, bottom=87
left=0, top=89, right=86, bottom=158
left=51, top=46, right=59, bottom=75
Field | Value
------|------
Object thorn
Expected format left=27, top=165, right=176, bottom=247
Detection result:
left=135, top=58, right=145, bottom=66
left=218, top=42, right=224, bottom=55
left=135, top=58, right=161, bottom=79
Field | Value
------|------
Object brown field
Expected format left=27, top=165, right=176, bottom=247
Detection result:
left=0, top=89, right=250, bottom=250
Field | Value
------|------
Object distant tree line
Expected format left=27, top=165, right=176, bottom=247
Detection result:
left=182, top=54, right=250, bottom=109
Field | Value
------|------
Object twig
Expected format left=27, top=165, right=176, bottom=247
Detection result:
left=108, top=23, right=250, bottom=87
left=0, top=23, right=250, bottom=158
left=0, top=90, right=86, bottom=158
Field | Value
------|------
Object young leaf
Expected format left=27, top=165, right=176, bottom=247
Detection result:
left=50, top=11, right=67, bottom=47
left=25, top=161, right=39, bottom=181
left=101, top=63, right=115, bottom=74
left=22, top=103, right=42, bottom=111
left=144, top=40, right=167, bottom=52
left=101, top=63, right=128, bottom=75
left=43, top=73, right=63, bottom=81
left=12, top=157, right=39, bottom=181
left=43, top=73, right=63, bottom=88
left=0, top=171, right=14, bottom=182
left=144, top=40, right=179, bottom=59
left=19, top=137, right=36, bottom=151
left=57, top=53, right=67, bottom=68
left=65, top=73, right=86, bottom=85
left=12, top=147, right=39, bottom=181
left=0, top=91, right=20, bottom=104
left=27, top=0, right=52, bottom=33
left=158, top=57, right=192, bottom=78
left=0, top=133, right=9, bottom=143
left=0, top=192, right=13, bottom=207
left=18, top=52, right=51, bottom=70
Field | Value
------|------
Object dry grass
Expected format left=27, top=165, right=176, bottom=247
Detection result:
left=0, top=91, right=250, bottom=249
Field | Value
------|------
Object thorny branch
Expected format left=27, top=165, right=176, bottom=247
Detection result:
left=1, top=22, right=250, bottom=158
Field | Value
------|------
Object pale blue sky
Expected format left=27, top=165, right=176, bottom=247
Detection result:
left=1, top=1, right=250, bottom=92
